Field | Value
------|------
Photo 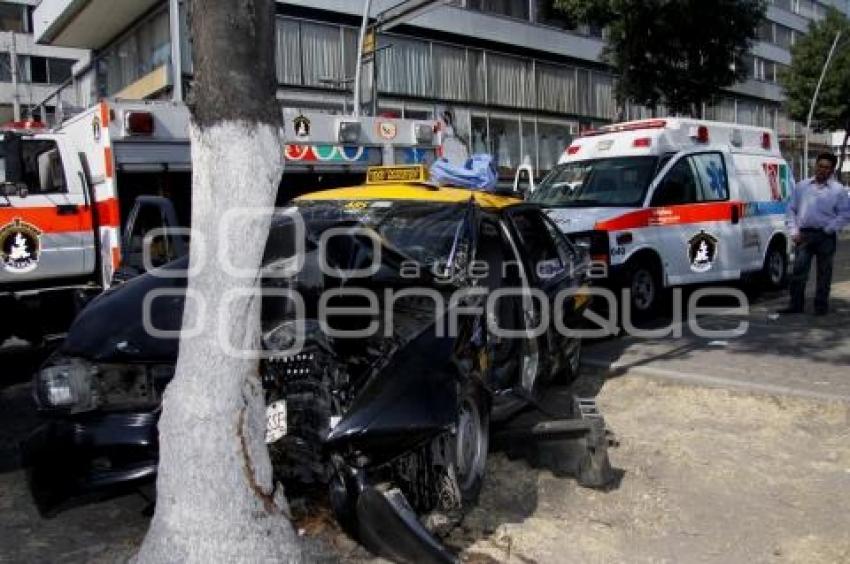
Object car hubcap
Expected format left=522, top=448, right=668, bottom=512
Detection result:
left=456, top=399, right=484, bottom=491
left=631, top=270, right=655, bottom=310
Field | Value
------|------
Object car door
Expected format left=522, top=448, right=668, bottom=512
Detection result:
left=0, top=136, right=94, bottom=284
left=646, top=151, right=740, bottom=285
left=503, top=207, right=574, bottom=385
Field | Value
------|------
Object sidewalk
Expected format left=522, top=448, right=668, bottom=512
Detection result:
left=583, top=278, right=850, bottom=403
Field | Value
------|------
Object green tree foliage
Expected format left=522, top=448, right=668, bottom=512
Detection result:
left=780, top=7, right=850, bottom=172
left=555, top=0, right=766, bottom=116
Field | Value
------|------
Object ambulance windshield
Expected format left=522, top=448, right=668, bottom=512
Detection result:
left=530, top=156, right=658, bottom=207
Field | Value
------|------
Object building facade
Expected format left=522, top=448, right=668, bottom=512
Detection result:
left=31, top=0, right=850, bottom=177
left=0, top=0, right=87, bottom=123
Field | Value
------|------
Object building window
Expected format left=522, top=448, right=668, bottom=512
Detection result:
left=0, top=2, right=27, bottom=33
left=100, top=8, right=171, bottom=96
left=433, top=43, right=468, bottom=101
left=775, top=25, right=793, bottom=49
left=486, top=53, right=531, bottom=108
left=467, top=0, right=530, bottom=21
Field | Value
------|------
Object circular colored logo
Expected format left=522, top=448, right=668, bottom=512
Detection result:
left=0, top=218, right=43, bottom=274
left=377, top=122, right=398, bottom=140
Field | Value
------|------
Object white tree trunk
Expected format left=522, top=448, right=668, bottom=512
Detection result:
left=136, top=123, right=301, bottom=563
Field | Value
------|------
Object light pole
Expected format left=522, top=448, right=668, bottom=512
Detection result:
left=804, top=30, right=842, bottom=179
left=352, top=0, right=373, bottom=117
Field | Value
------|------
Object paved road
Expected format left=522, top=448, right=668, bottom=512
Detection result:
left=583, top=236, right=850, bottom=403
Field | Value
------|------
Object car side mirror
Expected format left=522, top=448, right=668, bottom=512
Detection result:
left=514, top=163, right=535, bottom=198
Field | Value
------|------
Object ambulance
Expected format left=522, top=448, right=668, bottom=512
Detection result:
left=527, top=118, right=793, bottom=315
left=0, top=100, right=439, bottom=342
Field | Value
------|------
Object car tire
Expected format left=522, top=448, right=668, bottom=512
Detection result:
left=451, top=381, right=489, bottom=506
left=760, top=241, right=788, bottom=290
left=622, top=260, right=664, bottom=320
left=554, top=338, right=582, bottom=385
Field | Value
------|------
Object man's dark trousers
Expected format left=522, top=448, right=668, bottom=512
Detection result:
left=788, top=228, right=837, bottom=313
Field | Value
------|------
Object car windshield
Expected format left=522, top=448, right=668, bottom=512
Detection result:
left=529, top=156, right=659, bottom=207
left=263, top=200, right=470, bottom=282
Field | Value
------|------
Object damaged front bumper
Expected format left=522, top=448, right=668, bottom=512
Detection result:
left=22, top=410, right=159, bottom=513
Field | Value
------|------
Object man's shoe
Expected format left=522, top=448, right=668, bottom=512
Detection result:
left=814, top=309, right=828, bottom=316
left=777, top=307, right=803, bottom=314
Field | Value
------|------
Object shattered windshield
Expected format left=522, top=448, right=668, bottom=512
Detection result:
left=263, top=200, right=470, bottom=283
left=529, top=156, right=658, bottom=207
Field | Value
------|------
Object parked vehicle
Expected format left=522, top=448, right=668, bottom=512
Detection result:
left=25, top=167, right=596, bottom=562
left=0, top=102, right=439, bottom=343
left=527, top=118, right=793, bottom=315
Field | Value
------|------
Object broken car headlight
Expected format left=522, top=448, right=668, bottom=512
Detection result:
left=36, top=360, right=99, bottom=413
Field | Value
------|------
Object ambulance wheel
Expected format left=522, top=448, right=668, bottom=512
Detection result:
left=623, top=259, right=663, bottom=319
left=761, top=242, right=788, bottom=290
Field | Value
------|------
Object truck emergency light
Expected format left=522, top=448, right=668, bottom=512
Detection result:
left=632, top=137, right=652, bottom=148
left=125, top=111, right=154, bottom=136
left=414, top=122, right=434, bottom=144
left=582, top=119, right=667, bottom=137
left=338, top=121, right=361, bottom=144
left=566, top=145, right=581, bottom=155
left=688, top=125, right=709, bottom=143
left=1, top=120, right=47, bottom=131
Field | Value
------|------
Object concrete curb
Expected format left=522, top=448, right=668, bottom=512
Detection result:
left=582, top=357, right=850, bottom=404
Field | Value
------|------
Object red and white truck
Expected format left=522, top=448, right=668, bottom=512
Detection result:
left=0, top=100, right=440, bottom=343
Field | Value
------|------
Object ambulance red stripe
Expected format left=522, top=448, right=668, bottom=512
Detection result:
left=0, top=198, right=121, bottom=233
left=594, top=201, right=742, bottom=231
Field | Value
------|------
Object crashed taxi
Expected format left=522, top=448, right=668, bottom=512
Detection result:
left=25, top=165, right=598, bottom=562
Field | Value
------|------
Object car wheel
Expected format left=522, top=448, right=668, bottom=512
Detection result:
left=554, top=338, right=582, bottom=385
left=624, top=262, right=663, bottom=319
left=761, top=242, right=788, bottom=290
left=452, top=382, right=489, bottom=506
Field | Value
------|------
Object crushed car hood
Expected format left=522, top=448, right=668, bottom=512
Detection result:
left=62, top=257, right=189, bottom=362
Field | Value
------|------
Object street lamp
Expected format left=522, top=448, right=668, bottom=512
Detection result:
left=804, top=30, right=842, bottom=179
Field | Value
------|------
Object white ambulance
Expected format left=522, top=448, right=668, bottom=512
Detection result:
left=527, top=118, right=793, bottom=315
left=0, top=100, right=440, bottom=342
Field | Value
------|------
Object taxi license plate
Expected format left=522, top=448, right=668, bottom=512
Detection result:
left=265, top=400, right=287, bottom=444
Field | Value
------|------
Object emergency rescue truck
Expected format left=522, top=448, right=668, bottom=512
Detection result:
left=0, top=100, right=440, bottom=343
left=527, top=118, right=794, bottom=316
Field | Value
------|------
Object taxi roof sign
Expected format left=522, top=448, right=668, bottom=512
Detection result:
left=366, top=165, right=428, bottom=185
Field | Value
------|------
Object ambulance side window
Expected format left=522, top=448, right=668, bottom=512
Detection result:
left=23, top=140, right=67, bottom=194
left=691, top=152, right=728, bottom=201
left=651, top=157, right=699, bottom=206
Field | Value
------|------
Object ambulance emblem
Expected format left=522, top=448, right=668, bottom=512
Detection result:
left=687, top=230, right=718, bottom=273
left=0, top=218, right=42, bottom=274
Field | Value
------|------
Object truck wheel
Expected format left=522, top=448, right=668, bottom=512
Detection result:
left=623, top=261, right=663, bottom=319
left=761, top=242, right=788, bottom=290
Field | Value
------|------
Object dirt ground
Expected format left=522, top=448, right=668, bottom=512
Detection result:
left=2, top=372, right=849, bottom=564
left=447, top=374, right=850, bottom=564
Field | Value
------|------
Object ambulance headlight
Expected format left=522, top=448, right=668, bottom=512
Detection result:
left=338, top=121, right=361, bottom=144
left=36, top=359, right=98, bottom=412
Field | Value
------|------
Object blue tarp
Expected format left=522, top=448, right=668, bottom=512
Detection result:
left=429, top=154, right=498, bottom=190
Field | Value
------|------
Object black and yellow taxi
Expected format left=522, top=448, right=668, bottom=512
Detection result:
left=26, top=166, right=592, bottom=563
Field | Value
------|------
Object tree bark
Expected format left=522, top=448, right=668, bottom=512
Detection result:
left=136, top=1, right=300, bottom=562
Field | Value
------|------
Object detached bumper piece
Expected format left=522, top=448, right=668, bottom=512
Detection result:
left=22, top=411, right=159, bottom=515
left=356, top=486, right=458, bottom=564
left=492, top=396, right=615, bottom=489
